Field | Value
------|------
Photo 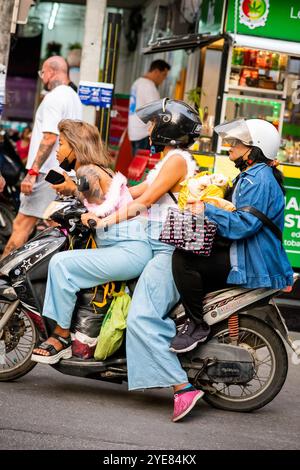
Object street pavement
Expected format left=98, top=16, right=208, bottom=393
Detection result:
left=0, top=333, right=300, bottom=451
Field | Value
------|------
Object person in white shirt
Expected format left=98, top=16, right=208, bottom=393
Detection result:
left=128, top=60, right=170, bottom=156
left=1, top=56, right=82, bottom=258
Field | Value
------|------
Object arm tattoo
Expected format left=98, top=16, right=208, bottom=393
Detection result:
left=76, top=165, right=104, bottom=203
left=32, top=135, right=57, bottom=170
left=88, top=185, right=101, bottom=200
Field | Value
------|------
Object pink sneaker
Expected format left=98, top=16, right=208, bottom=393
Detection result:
left=173, top=389, right=204, bottom=422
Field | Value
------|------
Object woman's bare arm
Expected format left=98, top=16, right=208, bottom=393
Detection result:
left=129, top=181, right=149, bottom=199
left=93, top=154, right=187, bottom=228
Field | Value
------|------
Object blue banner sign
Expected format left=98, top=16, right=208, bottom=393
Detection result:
left=78, top=81, right=114, bottom=108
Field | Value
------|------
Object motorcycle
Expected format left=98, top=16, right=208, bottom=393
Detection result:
left=0, top=130, right=25, bottom=253
left=0, top=197, right=299, bottom=412
left=0, top=184, right=21, bottom=254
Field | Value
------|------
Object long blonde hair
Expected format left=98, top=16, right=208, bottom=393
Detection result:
left=58, top=119, right=111, bottom=167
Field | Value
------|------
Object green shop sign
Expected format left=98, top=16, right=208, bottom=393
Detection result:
left=283, top=178, right=300, bottom=269
left=227, top=0, right=300, bottom=43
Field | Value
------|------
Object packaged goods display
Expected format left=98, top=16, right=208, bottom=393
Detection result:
left=219, top=47, right=300, bottom=165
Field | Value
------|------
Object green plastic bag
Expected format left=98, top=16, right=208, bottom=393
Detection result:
left=94, top=284, right=131, bottom=361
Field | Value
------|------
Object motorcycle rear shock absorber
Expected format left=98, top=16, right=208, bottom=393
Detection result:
left=228, top=314, right=239, bottom=345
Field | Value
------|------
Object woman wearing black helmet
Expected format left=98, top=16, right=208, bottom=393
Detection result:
left=80, top=98, right=205, bottom=422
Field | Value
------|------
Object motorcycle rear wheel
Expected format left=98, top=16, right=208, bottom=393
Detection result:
left=0, top=300, right=38, bottom=381
left=203, top=316, right=288, bottom=412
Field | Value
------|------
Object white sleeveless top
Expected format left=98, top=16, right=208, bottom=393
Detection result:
left=146, top=149, right=196, bottom=225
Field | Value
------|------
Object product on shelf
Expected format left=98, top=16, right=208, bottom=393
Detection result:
left=239, top=68, right=252, bottom=86
left=278, top=139, right=300, bottom=164
left=230, top=48, right=287, bottom=92
left=258, top=77, right=277, bottom=90
left=271, top=53, right=280, bottom=71
left=279, top=54, right=288, bottom=71
left=229, top=72, right=240, bottom=86
left=232, top=47, right=244, bottom=65
left=231, top=47, right=288, bottom=73
left=227, top=48, right=300, bottom=166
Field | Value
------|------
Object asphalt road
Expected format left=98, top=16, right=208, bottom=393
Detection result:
left=0, top=333, right=300, bottom=451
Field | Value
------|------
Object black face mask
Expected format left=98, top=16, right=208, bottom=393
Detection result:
left=234, top=156, right=248, bottom=172
left=233, top=149, right=251, bottom=172
left=59, top=156, right=76, bottom=172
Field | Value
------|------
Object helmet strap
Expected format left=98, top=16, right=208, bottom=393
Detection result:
left=59, top=150, right=76, bottom=171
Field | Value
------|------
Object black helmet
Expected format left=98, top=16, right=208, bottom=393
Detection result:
left=136, top=98, right=202, bottom=147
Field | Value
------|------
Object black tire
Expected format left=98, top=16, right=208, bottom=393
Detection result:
left=0, top=203, right=14, bottom=252
left=203, top=316, right=288, bottom=412
left=0, top=300, right=38, bottom=381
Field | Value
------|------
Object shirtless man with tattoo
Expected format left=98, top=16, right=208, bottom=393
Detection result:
left=1, top=56, right=82, bottom=259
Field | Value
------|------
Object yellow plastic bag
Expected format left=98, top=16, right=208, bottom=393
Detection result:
left=178, top=171, right=235, bottom=211
left=94, top=284, right=131, bottom=361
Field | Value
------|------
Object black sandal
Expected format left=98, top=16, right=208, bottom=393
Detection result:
left=31, top=333, right=72, bottom=364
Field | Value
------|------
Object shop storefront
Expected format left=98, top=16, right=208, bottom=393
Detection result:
left=225, top=0, right=300, bottom=162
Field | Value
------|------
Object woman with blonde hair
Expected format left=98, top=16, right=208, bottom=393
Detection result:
left=32, top=119, right=152, bottom=363
left=52, top=118, right=112, bottom=196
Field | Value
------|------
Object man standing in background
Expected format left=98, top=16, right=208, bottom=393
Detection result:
left=1, top=56, right=82, bottom=258
left=128, top=59, right=170, bottom=156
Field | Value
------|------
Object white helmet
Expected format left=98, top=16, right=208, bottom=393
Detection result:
left=215, top=118, right=280, bottom=160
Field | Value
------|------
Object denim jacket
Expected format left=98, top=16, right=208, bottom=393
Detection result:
left=205, top=163, right=294, bottom=289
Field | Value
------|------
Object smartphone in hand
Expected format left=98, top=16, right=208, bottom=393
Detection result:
left=45, top=170, right=65, bottom=185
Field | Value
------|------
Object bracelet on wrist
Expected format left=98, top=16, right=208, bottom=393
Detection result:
left=28, top=168, right=39, bottom=176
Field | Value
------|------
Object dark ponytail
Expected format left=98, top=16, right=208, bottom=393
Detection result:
left=249, top=147, right=285, bottom=195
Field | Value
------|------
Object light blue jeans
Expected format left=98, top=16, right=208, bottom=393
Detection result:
left=126, top=222, right=188, bottom=390
left=43, top=220, right=152, bottom=329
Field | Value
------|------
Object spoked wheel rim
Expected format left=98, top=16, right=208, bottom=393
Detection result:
left=0, top=301, right=36, bottom=373
left=212, top=327, right=276, bottom=402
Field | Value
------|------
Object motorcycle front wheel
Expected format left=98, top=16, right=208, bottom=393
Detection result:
left=0, top=300, right=38, bottom=381
left=203, top=316, right=288, bottom=412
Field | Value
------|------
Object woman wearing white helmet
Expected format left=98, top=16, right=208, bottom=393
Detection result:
left=171, top=118, right=294, bottom=354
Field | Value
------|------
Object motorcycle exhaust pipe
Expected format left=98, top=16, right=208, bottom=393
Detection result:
left=0, top=299, right=20, bottom=338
